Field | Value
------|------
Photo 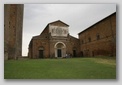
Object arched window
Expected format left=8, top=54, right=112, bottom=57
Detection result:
left=96, top=34, right=100, bottom=40
left=88, top=37, right=91, bottom=42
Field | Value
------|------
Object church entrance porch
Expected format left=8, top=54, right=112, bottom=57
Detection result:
left=54, top=42, right=66, bottom=58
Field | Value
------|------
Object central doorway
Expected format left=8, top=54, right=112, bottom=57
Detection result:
left=54, top=42, right=66, bottom=58
left=57, top=49, right=62, bottom=57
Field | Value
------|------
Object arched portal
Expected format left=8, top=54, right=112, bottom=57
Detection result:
left=54, top=42, right=66, bottom=58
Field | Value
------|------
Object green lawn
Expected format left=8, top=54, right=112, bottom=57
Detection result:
left=4, top=57, right=116, bottom=79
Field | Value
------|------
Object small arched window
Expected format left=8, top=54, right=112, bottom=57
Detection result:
left=96, top=34, right=100, bottom=40
left=88, top=37, right=91, bottom=42
left=81, top=40, right=84, bottom=44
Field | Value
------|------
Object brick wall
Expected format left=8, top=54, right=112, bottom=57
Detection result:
left=79, top=13, right=116, bottom=57
left=28, top=20, right=80, bottom=58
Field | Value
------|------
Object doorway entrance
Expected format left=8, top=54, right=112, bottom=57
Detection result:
left=73, top=50, right=76, bottom=57
left=39, top=50, right=44, bottom=58
left=39, top=47, right=44, bottom=58
left=54, top=42, right=66, bottom=58
left=57, top=49, right=62, bottom=57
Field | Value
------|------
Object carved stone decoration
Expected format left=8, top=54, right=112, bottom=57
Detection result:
left=56, top=27, right=62, bottom=35
left=49, top=25, right=68, bottom=37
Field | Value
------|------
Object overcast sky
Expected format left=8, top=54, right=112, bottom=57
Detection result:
left=22, top=4, right=116, bottom=56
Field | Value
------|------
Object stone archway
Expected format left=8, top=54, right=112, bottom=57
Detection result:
left=54, top=42, right=66, bottom=58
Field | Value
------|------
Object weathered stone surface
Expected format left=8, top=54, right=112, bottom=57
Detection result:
left=28, top=20, right=80, bottom=58
left=4, top=4, right=24, bottom=60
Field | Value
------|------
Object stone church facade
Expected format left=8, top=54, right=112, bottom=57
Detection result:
left=78, top=12, right=116, bottom=57
left=28, top=20, right=80, bottom=58
left=4, top=4, right=24, bottom=60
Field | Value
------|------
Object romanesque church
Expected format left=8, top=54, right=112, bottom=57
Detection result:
left=28, top=20, right=80, bottom=58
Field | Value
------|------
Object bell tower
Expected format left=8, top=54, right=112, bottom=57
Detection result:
left=4, top=4, right=24, bottom=60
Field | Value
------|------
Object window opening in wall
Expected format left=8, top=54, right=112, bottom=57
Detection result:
left=97, top=34, right=100, bottom=40
left=88, top=37, right=91, bottom=42
left=81, top=40, right=84, bottom=44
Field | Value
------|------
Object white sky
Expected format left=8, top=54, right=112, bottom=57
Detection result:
left=22, top=4, right=116, bottom=56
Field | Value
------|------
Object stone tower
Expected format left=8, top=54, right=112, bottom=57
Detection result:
left=4, top=4, right=24, bottom=60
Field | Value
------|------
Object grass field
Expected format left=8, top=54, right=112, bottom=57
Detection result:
left=4, top=57, right=116, bottom=79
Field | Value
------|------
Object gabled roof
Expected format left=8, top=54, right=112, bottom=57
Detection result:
left=69, top=35, right=79, bottom=40
left=78, top=12, right=116, bottom=35
left=48, top=20, right=69, bottom=27
left=40, top=20, right=69, bottom=35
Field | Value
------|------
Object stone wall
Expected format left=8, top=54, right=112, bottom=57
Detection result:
left=4, top=4, right=24, bottom=60
left=28, top=20, right=80, bottom=59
